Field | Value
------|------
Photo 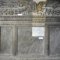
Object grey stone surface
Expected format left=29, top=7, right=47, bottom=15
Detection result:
left=18, top=27, right=44, bottom=55
left=0, top=26, right=44, bottom=55
left=0, top=0, right=60, bottom=60
left=49, top=26, right=60, bottom=55
left=1, top=26, right=13, bottom=54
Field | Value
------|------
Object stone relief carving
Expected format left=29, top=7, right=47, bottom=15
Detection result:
left=0, top=0, right=33, bottom=15
left=0, top=0, right=60, bottom=16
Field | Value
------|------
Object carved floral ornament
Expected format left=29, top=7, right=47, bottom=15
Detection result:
left=0, top=0, right=60, bottom=16
left=0, top=7, right=60, bottom=16
left=0, top=0, right=46, bottom=14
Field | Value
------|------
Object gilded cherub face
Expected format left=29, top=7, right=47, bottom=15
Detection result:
left=36, top=2, right=46, bottom=12
left=33, top=0, right=47, bottom=12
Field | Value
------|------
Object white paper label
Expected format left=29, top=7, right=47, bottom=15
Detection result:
left=32, top=27, right=45, bottom=37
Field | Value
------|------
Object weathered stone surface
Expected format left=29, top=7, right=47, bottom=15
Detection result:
left=49, top=26, right=60, bottom=55
left=18, top=27, right=44, bottom=55
left=1, top=26, right=12, bottom=54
